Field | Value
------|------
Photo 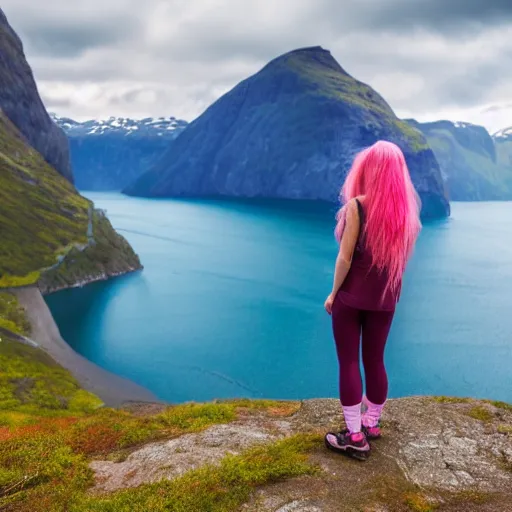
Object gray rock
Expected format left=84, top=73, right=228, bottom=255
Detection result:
left=89, top=397, right=512, bottom=511
left=0, top=8, right=73, bottom=182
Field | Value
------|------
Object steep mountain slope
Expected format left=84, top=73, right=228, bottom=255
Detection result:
left=408, top=120, right=512, bottom=201
left=0, top=8, right=72, bottom=182
left=493, top=126, right=512, bottom=169
left=125, top=46, right=449, bottom=218
left=53, top=114, right=188, bottom=190
left=0, top=111, right=141, bottom=291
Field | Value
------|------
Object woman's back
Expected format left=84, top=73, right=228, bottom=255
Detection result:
left=337, top=199, right=401, bottom=311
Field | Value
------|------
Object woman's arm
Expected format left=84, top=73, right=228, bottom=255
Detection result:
left=325, top=199, right=360, bottom=314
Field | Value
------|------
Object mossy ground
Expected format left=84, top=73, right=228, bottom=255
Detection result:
left=38, top=210, right=141, bottom=294
left=0, top=382, right=308, bottom=511
left=424, top=128, right=512, bottom=200
left=0, top=113, right=90, bottom=286
left=0, top=113, right=141, bottom=291
left=283, top=51, right=428, bottom=152
left=0, top=291, right=30, bottom=335
left=0, top=305, right=307, bottom=510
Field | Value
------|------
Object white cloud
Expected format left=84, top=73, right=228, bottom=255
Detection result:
left=3, top=0, right=512, bottom=131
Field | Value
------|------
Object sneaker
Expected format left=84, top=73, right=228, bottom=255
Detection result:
left=324, top=429, right=371, bottom=461
left=361, top=422, right=382, bottom=440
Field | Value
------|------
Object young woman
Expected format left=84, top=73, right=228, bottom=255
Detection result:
left=324, top=140, right=421, bottom=460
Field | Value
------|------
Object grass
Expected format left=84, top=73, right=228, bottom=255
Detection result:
left=0, top=330, right=306, bottom=511
left=403, top=492, right=438, bottom=512
left=282, top=50, right=428, bottom=152
left=0, top=112, right=90, bottom=285
left=70, top=434, right=319, bottom=512
left=431, top=396, right=471, bottom=405
left=0, top=113, right=141, bottom=291
left=467, top=406, right=494, bottom=423
left=485, top=400, right=512, bottom=412
left=0, top=396, right=309, bottom=511
left=0, top=335, right=102, bottom=419
left=38, top=210, right=141, bottom=294
left=0, top=291, right=30, bottom=335
left=419, top=127, right=512, bottom=200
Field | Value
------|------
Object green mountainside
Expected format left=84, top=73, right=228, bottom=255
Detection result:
left=0, top=111, right=141, bottom=290
left=407, top=120, right=512, bottom=201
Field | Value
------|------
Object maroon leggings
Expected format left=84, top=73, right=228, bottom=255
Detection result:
left=332, top=299, right=395, bottom=407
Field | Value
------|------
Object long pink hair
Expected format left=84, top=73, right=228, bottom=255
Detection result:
left=334, top=140, right=422, bottom=297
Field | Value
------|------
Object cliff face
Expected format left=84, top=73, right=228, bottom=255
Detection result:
left=0, top=9, right=143, bottom=291
left=494, top=127, right=512, bottom=170
left=408, top=120, right=512, bottom=201
left=125, top=46, right=449, bottom=219
left=0, top=8, right=73, bottom=182
left=0, top=111, right=141, bottom=289
left=53, top=115, right=188, bottom=190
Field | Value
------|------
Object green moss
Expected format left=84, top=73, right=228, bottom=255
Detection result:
left=155, top=402, right=236, bottom=432
left=420, top=127, right=512, bottom=200
left=217, top=398, right=301, bottom=416
left=485, top=400, right=512, bottom=412
left=0, top=271, right=40, bottom=288
left=0, top=113, right=141, bottom=292
left=0, top=292, right=30, bottom=335
left=0, top=334, right=313, bottom=510
left=497, top=425, right=512, bottom=435
left=38, top=211, right=141, bottom=293
left=0, top=113, right=90, bottom=285
left=431, top=396, right=471, bottom=405
left=283, top=52, right=427, bottom=152
left=70, top=434, right=319, bottom=512
left=467, top=406, right=494, bottom=422
left=404, top=492, right=438, bottom=512
left=0, top=335, right=102, bottom=417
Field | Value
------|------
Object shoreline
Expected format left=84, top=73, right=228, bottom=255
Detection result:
left=12, top=286, right=160, bottom=407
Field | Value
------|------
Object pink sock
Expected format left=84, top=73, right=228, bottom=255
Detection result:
left=342, top=403, right=362, bottom=433
left=362, top=396, right=385, bottom=427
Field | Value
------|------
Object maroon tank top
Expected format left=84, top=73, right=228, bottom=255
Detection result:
left=336, top=199, right=401, bottom=311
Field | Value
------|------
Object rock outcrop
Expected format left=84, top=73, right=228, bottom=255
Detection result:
left=53, top=114, right=188, bottom=190
left=94, top=397, right=512, bottom=511
left=408, top=120, right=512, bottom=201
left=0, top=8, right=73, bottom=182
left=124, top=46, right=450, bottom=219
left=493, top=126, right=512, bottom=170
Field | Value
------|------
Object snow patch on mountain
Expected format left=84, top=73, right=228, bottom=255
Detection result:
left=51, top=114, right=188, bottom=138
left=492, top=126, right=512, bottom=140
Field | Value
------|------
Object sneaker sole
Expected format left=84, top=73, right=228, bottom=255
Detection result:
left=324, top=436, right=371, bottom=461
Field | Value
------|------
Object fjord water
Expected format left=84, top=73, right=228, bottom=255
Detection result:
left=46, top=193, right=512, bottom=403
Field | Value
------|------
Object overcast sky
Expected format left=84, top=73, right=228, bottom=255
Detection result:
left=2, top=0, right=512, bottom=132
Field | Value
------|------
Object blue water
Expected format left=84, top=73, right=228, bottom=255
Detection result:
left=46, top=193, right=512, bottom=403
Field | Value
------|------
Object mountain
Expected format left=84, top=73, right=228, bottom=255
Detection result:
left=0, top=8, right=73, bottom=182
left=0, top=8, right=141, bottom=292
left=408, top=120, right=512, bottom=201
left=124, top=46, right=449, bottom=219
left=53, top=114, right=188, bottom=190
left=0, top=110, right=141, bottom=292
left=493, top=126, right=512, bottom=169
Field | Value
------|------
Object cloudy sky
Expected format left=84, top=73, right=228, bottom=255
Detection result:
left=2, top=0, right=512, bottom=132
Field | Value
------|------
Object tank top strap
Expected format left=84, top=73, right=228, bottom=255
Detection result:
left=355, top=198, right=364, bottom=225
